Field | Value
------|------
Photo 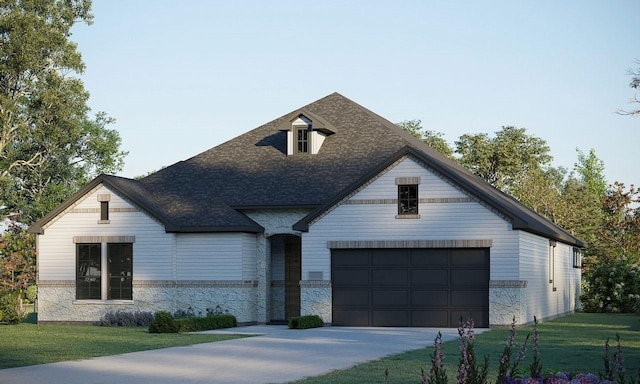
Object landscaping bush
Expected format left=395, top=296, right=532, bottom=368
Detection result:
left=288, top=315, right=324, bottom=329
left=176, top=314, right=237, bottom=332
left=25, top=285, right=37, bottom=304
left=0, top=291, right=23, bottom=324
left=582, top=258, right=640, bottom=313
left=148, top=311, right=179, bottom=333
left=100, top=310, right=154, bottom=327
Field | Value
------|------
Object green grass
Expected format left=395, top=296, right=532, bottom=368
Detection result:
left=289, top=313, right=640, bottom=384
left=0, top=322, right=246, bottom=369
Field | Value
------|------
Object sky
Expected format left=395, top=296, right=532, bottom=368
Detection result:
left=70, top=1, right=639, bottom=185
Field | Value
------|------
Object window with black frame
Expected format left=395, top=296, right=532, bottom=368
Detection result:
left=76, top=243, right=101, bottom=300
left=107, top=243, right=133, bottom=300
left=398, top=184, right=418, bottom=215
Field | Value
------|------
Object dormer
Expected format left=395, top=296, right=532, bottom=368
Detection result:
left=278, top=110, right=335, bottom=155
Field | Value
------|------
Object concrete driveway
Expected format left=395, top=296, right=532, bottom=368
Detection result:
left=0, top=325, right=477, bottom=384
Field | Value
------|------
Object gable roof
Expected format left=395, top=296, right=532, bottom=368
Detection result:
left=30, top=92, right=583, bottom=247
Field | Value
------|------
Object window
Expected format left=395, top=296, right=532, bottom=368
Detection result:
left=573, top=248, right=582, bottom=268
left=548, top=240, right=556, bottom=291
left=77, top=244, right=102, bottom=300
left=76, top=242, right=133, bottom=300
left=100, top=201, right=109, bottom=221
left=398, top=184, right=418, bottom=215
left=297, top=128, right=309, bottom=153
left=108, top=244, right=133, bottom=300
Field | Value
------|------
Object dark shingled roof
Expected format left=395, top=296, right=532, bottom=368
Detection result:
left=30, top=93, right=584, bottom=247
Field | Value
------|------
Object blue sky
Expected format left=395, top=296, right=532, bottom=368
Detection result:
left=71, top=1, right=639, bottom=185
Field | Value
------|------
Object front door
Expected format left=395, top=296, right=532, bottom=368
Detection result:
left=285, top=239, right=301, bottom=320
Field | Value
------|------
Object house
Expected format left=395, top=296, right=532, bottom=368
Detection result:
left=29, top=93, right=583, bottom=327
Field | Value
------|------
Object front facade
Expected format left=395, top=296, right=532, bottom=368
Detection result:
left=31, top=93, right=583, bottom=327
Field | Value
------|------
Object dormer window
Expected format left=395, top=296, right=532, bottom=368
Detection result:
left=278, top=110, right=335, bottom=156
left=292, top=115, right=312, bottom=154
left=297, top=127, right=309, bottom=154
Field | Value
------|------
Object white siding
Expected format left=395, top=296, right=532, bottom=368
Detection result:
left=242, top=233, right=257, bottom=280
left=176, top=233, right=249, bottom=280
left=38, top=185, right=173, bottom=282
left=519, top=231, right=581, bottom=321
left=303, top=157, right=520, bottom=281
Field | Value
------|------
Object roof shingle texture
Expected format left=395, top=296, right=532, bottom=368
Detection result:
left=32, top=92, right=582, bottom=246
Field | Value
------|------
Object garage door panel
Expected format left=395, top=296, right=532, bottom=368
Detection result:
left=372, top=310, right=408, bottom=326
left=411, top=290, right=448, bottom=306
left=451, top=269, right=489, bottom=285
left=373, top=289, right=408, bottom=306
left=333, top=269, right=369, bottom=285
left=332, top=248, right=489, bottom=327
left=411, top=250, right=448, bottom=265
left=452, top=250, right=490, bottom=265
left=332, top=251, right=369, bottom=266
left=411, top=310, right=449, bottom=327
left=333, top=289, right=369, bottom=306
left=372, top=250, right=409, bottom=265
left=333, top=310, right=369, bottom=326
left=451, top=290, right=489, bottom=307
left=411, top=269, right=448, bottom=285
left=372, top=269, right=408, bottom=285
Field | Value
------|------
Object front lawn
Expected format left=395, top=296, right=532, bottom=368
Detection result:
left=0, top=323, right=246, bottom=369
left=289, top=313, right=640, bottom=384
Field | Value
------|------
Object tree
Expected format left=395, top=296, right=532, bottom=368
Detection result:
left=0, top=0, right=126, bottom=224
left=397, top=119, right=454, bottom=158
left=594, top=182, right=640, bottom=262
left=617, top=60, right=640, bottom=116
left=0, top=223, right=35, bottom=294
left=455, top=126, right=553, bottom=195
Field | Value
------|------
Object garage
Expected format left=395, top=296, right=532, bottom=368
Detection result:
left=331, top=248, right=489, bottom=327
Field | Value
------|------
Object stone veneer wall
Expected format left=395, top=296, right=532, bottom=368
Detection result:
left=489, top=280, right=527, bottom=326
left=37, top=280, right=257, bottom=323
left=300, top=280, right=331, bottom=323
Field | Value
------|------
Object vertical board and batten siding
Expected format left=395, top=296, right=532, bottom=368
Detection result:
left=38, top=185, right=173, bottom=281
left=518, top=231, right=580, bottom=321
left=302, top=158, right=520, bottom=281
left=176, top=233, right=254, bottom=280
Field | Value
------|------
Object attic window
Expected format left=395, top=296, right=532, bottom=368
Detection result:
left=297, top=127, right=309, bottom=154
left=279, top=112, right=334, bottom=156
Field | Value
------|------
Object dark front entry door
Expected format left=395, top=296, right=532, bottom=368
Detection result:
left=285, top=239, right=301, bottom=320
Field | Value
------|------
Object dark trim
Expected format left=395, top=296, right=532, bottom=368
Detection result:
left=166, top=226, right=264, bottom=234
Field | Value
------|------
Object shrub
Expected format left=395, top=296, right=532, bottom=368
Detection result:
left=176, top=314, right=237, bottom=332
left=0, top=291, right=23, bottom=324
left=25, top=285, right=37, bottom=303
left=148, top=311, right=179, bottom=333
left=582, top=259, right=640, bottom=313
left=100, top=310, right=154, bottom=327
left=288, top=315, right=324, bottom=329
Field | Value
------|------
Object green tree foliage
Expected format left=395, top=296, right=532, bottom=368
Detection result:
left=0, top=223, right=36, bottom=294
left=455, top=126, right=553, bottom=195
left=396, top=119, right=454, bottom=158
left=0, top=0, right=127, bottom=224
left=594, top=182, right=640, bottom=262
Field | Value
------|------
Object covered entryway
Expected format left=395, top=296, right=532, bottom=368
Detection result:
left=270, top=234, right=301, bottom=322
left=331, top=248, right=489, bottom=327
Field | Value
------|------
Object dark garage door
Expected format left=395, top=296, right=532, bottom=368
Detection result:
left=331, top=248, right=489, bottom=327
